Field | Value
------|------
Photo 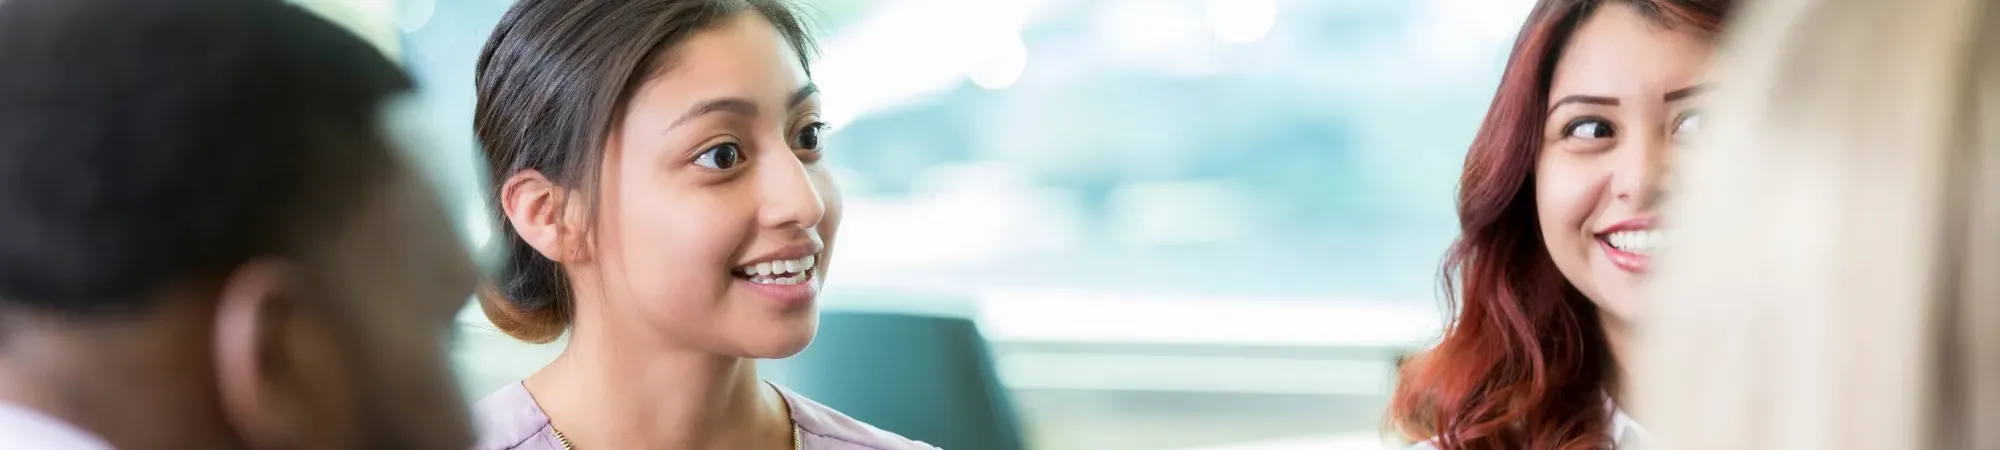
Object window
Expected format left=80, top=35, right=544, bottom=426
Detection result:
left=370, top=0, right=1533, bottom=447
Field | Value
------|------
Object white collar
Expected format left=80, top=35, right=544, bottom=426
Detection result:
left=0, top=402, right=112, bottom=450
left=1608, top=401, right=1649, bottom=445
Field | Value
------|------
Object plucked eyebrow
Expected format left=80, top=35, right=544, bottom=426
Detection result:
left=1664, top=83, right=1710, bottom=102
left=667, top=83, right=820, bottom=131
left=1549, top=95, right=1619, bottom=114
left=787, top=83, right=818, bottom=108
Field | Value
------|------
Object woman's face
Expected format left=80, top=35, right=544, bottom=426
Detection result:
left=1537, top=4, right=1713, bottom=325
left=592, top=12, right=837, bottom=357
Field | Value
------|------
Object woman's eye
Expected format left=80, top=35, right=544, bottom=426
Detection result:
left=693, top=142, right=743, bottom=170
left=1565, top=118, right=1615, bottom=140
left=1673, top=111, right=1703, bottom=138
left=793, top=122, right=828, bottom=151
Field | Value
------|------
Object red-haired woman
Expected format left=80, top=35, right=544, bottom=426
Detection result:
left=1392, top=0, right=1734, bottom=449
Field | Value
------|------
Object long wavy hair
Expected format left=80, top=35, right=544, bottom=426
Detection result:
left=1390, top=1, right=1731, bottom=449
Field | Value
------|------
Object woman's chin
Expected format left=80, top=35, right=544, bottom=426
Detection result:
left=734, top=324, right=818, bottom=359
left=1588, top=284, right=1647, bottom=326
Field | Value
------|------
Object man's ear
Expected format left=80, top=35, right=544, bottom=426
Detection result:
left=212, top=259, right=347, bottom=449
left=500, top=170, right=590, bottom=263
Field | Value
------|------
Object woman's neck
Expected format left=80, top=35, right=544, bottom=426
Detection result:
left=1599, top=309, right=1632, bottom=407
left=524, top=299, right=792, bottom=449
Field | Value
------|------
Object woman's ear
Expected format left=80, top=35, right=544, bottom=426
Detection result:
left=500, top=170, right=588, bottom=263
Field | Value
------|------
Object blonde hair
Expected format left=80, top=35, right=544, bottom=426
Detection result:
left=1635, top=0, right=2000, bottom=448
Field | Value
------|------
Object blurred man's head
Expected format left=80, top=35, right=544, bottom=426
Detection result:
left=0, top=0, right=476, bottom=449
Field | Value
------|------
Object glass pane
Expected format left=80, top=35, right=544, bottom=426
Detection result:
left=377, top=0, right=1535, bottom=447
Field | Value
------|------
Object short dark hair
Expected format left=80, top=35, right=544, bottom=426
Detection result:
left=474, top=0, right=818, bottom=343
left=0, top=0, right=414, bottom=317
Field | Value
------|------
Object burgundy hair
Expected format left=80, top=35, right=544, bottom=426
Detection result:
left=1389, top=1, right=1731, bottom=449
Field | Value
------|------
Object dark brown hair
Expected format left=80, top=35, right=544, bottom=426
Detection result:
left=473, top=0, right=818, bottom=343
left=1388, top=1, right=1731, bottom=449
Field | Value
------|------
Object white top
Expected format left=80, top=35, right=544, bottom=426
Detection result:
left=1609, top=406, right=1650, bottom=445
left=0, top=402, right=111, bottom=450
left=1408, top=402, right=1650, bottom=449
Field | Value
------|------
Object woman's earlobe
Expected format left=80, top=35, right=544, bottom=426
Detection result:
left=499, top=170, right=574, bottom=262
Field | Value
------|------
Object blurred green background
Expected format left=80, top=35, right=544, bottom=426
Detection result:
left=297, top=0, right=1535, bottom=448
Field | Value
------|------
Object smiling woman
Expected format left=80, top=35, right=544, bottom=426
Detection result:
left=467, top=1, right=932, bottom=449
left=1389, top=0, right=1732, bottom=449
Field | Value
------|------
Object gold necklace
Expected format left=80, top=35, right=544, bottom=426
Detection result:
left=550, top=420, right=801, bottom=450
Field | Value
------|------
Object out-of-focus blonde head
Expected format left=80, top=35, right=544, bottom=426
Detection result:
left=1637, top=0, right=2000, bottom=448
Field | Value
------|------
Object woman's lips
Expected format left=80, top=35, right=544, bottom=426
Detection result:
left=1595, top=225, right=1659, bottom=274
left=731, top=253, right=820, bottom=307
left=1598, top=236, right=1652, bottom=273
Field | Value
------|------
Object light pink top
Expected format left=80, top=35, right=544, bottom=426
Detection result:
left=473, top=381, right=937, bottom=450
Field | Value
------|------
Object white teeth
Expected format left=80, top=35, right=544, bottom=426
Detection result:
left=1605, top=230, right=1662, bottom=253
left=749, top=273, right=806, bottom=285
left=735, top=254, right=820, bottom=279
